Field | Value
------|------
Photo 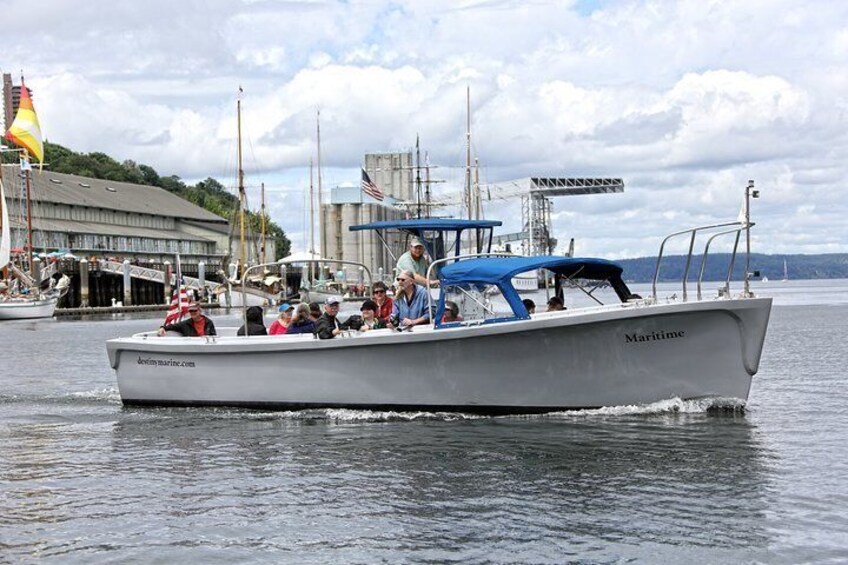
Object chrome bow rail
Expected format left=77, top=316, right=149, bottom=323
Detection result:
left=652, top=180, right=759, bottom=301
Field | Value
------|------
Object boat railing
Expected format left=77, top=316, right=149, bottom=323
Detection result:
left=652, top=221, right=752, bottom=301
left=276, top=257, right=373, bottom=296
left=234, top=258, right=373, bottom=334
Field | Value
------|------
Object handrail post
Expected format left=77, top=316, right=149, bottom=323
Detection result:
left=726, top=231, right=742, bottom=296
left=682, top=230, right=696, bottom=301
left=744, top=180, right=755, bottom=297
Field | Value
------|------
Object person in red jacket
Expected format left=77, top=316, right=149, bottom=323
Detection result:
left=158, top=303, right=217, bottom=336
left=371, top=280, right=393, bottom=324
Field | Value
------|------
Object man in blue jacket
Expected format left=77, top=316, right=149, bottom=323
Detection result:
left=390, top=270, right=431, bottom=329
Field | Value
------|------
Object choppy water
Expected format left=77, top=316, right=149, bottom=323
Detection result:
left=2, top=280, right=848, bottom=563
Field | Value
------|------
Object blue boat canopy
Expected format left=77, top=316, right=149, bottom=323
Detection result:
left=439, top=256, right=624, bottom=287
left=350, top=219, right=502, bottom=232
left=433, top=256, right=632, bottom=328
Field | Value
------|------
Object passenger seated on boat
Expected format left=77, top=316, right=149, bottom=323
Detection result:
left=308, top=302, right=322, bottom=322
left=343, top=300, right=386, bottom=332
left=157, top=303, right=217, bottom=337
left=315, top=296, right=343, bottom=339
left=237, top=305, right=268, bottom=336
left=371, top=281, right=394, bottom=324
left=269, top=303, right=294, bottom=335
left=522, top=298, right=536, bottom=314
left=441, top=300, right=463, bottom=323
left=389, top=270, right=431, bottom=328
left=546, top=296, right=565, bottom=312
left=286, top=304, right=316, bottom=335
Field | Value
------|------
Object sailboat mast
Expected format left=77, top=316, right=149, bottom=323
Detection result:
left=309, top=157, right=315, bottom=283
left=465, top=86, right=473, bottom=251
left=415, top=135, right=422, bottom=219
left=24, top=162, right=34, bottom=278
left=474, top=156, right=482, bottom=252
left=465, top=86, right=472, bottom=222
left=316, top=110, right=324, bottom=280
left=424, top=152, right=431, bottom=219
left=260, top=182, right=266, bottom=265
left=237, top=92, right=247, bottom=278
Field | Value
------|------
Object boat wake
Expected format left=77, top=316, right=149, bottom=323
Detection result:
left=69, top=387, right=123, bottom=403
left=541, top=397, right=746, bottom=418
left=227, top=397, right=747, bottom=423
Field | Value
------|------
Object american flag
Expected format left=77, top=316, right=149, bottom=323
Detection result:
left=163, top=287, right=191, bottom=326
left=361, top=168, right=384, bottom=201
left=163, top=253, right=189, bottom=325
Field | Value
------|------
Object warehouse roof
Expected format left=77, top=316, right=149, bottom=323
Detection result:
left=1, top=165, right=227, bottom=223
left=6, top=215, right=215, bottom=242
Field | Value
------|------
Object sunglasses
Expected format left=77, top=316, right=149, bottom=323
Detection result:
left=373, top=290, right=386, bottom=294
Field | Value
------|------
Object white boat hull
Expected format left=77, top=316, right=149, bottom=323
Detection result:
left=107, top=297, right=771, bottom=413
left=0, top=296, right=58, bottom=320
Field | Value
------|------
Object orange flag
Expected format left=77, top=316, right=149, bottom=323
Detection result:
left=4, top=78, right=44, bottom=166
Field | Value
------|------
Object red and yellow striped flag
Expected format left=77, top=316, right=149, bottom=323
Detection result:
left=4, top=79, right=44, bottom=166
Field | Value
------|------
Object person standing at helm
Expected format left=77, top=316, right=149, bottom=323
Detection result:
left=396, top=237, right=436, bottom=287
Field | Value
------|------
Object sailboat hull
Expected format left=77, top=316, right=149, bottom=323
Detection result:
left=0, top=296, right=58, bottom=320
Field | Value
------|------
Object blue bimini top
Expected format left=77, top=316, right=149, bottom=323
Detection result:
left=435, top=256, right=630, bottom=326
left=349, top=219, right=502, bottom=232
left=439, top=256, right=624, bottom=286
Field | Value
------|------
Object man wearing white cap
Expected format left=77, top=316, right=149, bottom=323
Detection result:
left=315, top=296, right=343, bottom=339
left=395, top=237, right=434, bottom=286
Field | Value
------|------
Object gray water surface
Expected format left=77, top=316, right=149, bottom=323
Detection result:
left=2, top=280, right=847, bottom=563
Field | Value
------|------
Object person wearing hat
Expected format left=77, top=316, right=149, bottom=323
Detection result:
left=157, top=303, right=217, bottom=337
left=341, top=299, right=386, bottom=332
left=269, top=303, right=294, bottom=335
left=395, top=237, right=435, bottom=286
left=315, top=296, right=343, bottom=339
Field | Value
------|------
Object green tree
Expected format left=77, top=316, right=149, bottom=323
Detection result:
left=37, top=140, right=291, bottom=259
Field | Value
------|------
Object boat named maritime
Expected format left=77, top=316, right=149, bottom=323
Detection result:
left=106, top=185, right=772, bottom=413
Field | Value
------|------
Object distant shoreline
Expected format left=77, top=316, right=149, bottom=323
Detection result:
left=615, top=253, right=848, bottom=283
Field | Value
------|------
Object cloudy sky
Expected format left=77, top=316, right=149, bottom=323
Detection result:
left=4, top=0, right=847, bottom=258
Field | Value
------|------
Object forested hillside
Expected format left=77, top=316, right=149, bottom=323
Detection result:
left=5, top=141, right=291, bottom=259
left=617, top=253, right=848, bottom=282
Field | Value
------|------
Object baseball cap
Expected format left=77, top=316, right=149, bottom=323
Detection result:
left=187, top=303, right=200, bottom=311
left=324, top=296, right=341, bottom=305
left=278, top=302, right=293, bottom=312
left=410, top=237, right=424, bottom=247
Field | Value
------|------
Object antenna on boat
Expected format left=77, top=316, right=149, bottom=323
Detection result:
left=743, top=179, right=759, bottom=297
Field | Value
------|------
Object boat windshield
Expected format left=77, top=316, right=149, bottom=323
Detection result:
left=437, top=282, right=514, bottom=326
left=555, top=274, right=626, bottom=308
